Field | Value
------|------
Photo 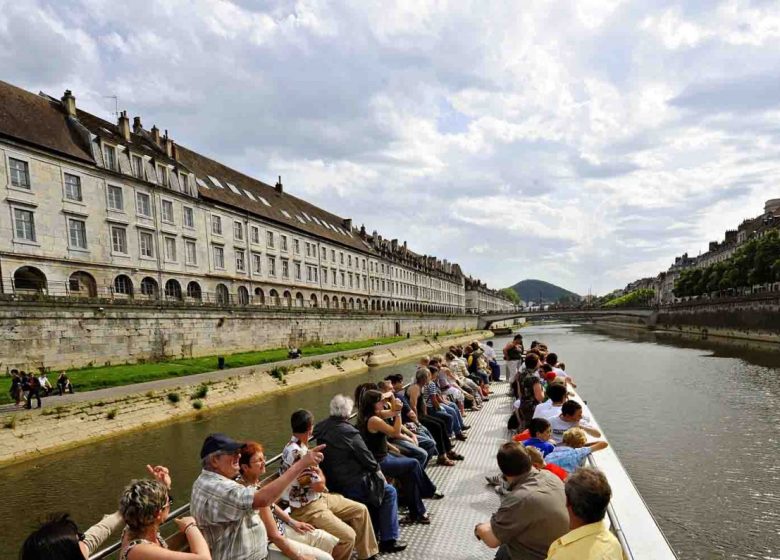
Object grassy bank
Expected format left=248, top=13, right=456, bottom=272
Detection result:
left=0, top=336, right=404, bottom=404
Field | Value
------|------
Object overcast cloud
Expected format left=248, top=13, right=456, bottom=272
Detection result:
left=2, top=0, right=779, bottom=295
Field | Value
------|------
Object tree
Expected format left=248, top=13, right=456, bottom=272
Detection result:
left=499, top=287, right=521, bottom=304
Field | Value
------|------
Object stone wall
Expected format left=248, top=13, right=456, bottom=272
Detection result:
left=0, top=302, right=478, bottom=371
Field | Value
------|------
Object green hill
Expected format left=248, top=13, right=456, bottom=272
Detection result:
left=508, top=279, right=581, bottom=304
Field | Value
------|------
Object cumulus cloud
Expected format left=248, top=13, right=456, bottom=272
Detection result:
left=0, top=0, right=778, bottom=295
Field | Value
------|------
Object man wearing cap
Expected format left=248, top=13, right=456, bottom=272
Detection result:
left=191, top=433, right=326, bottom=560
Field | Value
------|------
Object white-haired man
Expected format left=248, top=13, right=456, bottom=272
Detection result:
left=313, top=395, right=407, bottom=554
left=191, top=432, right=325, bottom=560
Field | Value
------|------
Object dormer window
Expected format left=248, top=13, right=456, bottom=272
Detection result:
left=157, top=165, right=169, bottom=187
left=180, top=172, right=190, bottom=194
left=103, top=144, right=117, bottom=171
left=132, top=155, right=144, bottom=179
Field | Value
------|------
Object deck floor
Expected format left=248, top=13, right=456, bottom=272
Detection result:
left=397, top=382, right=510, bottom=560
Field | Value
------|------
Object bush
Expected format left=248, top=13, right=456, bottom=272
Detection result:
left=167, top=392, right=181, bottom=404
left=270, top=366, right=289, bottom=382
left=192, top=399, right=204, bottom=410
left=191, top=384, right=209, bottom=400
left=310, top=360, right=323, bottom=369
left=3, top=416, right=17, bottom=429
left=106, top=408, right=118, bottom=420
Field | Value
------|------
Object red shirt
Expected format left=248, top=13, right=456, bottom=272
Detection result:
left=544, top=463, right=568, bottom=481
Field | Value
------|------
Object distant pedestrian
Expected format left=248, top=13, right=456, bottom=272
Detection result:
left=9, top=369, right=23, bottom=407
left=25, top=374, right=42, bottom=409
left=57, top=372, right=74, bottom=395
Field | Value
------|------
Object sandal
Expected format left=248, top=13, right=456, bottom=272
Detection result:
left=437, top=456, right=456, bottom=466
left=447, top=452, right=465, bottom=461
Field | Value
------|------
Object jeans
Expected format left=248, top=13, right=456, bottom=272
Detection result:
left=393, top=438, right=429, bottom=468
left=419, top=415, right=451, bottom=454
left=415, top=426, right=437, bottom=460
left=427, top=407, right=455, bottom=436
left=489, top=360, right=501, bottom=381
left=379, top=454, right=435, bottom=518
left=25, top=388, right=41, bottom=409
left=441, top=402, right=465, bottom=433
left=342, top=480, right=399, bottom=544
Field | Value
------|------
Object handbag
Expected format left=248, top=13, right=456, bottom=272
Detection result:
left=363, top=470, right=385, bottom=508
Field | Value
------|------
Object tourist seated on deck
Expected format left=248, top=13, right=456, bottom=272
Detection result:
left=238, top=440, right=338, bottom=560
left=376, top=380, right=435, bottom=467
left=390, top=373, right=461, bottom=466
left=119, top=466, right=211, bottom=560
left=190, top=433, right=325, bottom=560
left=518, top=375, right=545, bottom=430
left=545, top=468, right=623, bottom=560
left=482, top=340, right=502, bottom=381
left=467, top=343, right=492, bottom=387
left=445, top=351, right=483, bottom=407
left=525, top=446, right=568, bottom=482
left=524, top=418, right=555, bottom=457
left=18, top=467, right=168, bottom=560
left=545, top=428, right=609, bottom=475
left=549, top=402, right=601, bottom=445
left=279, top=410, right=376, bottom=560
left=511, top=354, right=540, bottom=397
left=545, top=353, right=576, bottom=388
left=313, top=395, right=407, bottom=554
left=429, top=356, right=467, bottom=414
left=382, top=376, right=438, bottom=462
left=357, top=389, right=441, bottom=525
left=474, top=443, right=568, bottom=560
left=533, top=383, right=569, bottom=420
left=428, top=364, right=470, bottom=432
left=408, top=367, right=467, bottom=441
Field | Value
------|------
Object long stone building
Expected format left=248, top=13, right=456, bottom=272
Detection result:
left=0, top=80, right=511, bottom=315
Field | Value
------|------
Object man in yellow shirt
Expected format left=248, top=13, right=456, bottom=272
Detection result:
left=546, top=468, right=624, bottom=560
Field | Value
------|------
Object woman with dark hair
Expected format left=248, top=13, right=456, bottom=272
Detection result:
left=20, top=513, right=87, bottom=560
left=357, top=389, right=440, bottom=524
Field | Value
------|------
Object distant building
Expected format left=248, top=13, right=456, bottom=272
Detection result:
left=0, top=80, right=508, bottom=313
left=464, top=277, right=515, bottom=313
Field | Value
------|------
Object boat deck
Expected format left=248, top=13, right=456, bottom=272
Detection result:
left=398, top=383, right=510, bottom=559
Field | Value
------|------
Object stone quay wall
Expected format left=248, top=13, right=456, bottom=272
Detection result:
left=655, top=296, right=780, bottom=343
left=0, top=302, right=479, bottom=371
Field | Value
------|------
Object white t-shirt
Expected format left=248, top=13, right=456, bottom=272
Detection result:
left=483, top=345, right=497, bottom=361
left=548, top=414, right=594, bottom=444
left=533, top=400, right=562, bottom=420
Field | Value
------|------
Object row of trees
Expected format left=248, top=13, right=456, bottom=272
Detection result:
left=602, top=288, right=655, bottom=308
left=674, top=230, right=780, bottom=297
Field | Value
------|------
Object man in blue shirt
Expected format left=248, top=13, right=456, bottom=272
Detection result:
left=523, top=418, right=555, bottom=457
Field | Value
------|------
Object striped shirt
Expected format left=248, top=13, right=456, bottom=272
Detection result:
left=190, top=469, right=268, bottom=560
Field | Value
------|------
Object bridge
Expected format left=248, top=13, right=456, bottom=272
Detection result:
left=478, top=307, right=656, bottom=330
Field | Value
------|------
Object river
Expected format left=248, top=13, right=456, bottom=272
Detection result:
left=1, top=323, right=779, bottom=559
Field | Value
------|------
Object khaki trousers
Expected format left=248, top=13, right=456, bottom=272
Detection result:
left=290, top=493, right=378, bottom=560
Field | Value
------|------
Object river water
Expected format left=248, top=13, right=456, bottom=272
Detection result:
left=1, top=324, right=779, bottom=559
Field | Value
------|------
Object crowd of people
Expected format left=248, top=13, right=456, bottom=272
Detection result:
left=18, top=337, right=624, bottom=560
left=8, top=369, right=73, bottom=409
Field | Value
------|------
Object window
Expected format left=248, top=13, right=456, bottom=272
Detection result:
left=294, top=239, right=300, bottom=254
left=9, top=158, right=30, bottom=189
left=136, top=192, right=152, bottom=217
left=348, top=255, right=352, bottom=267
left=139, top=230, right=155, bottom=258
left=251, top=226, right=259, bottom=244
left=157, top=165, right=169, bottom=187
left=164, top=236, right=177, bottom=261
left=294, top=261, right=301, bottom=280
left=340, top=252, right=344, bottom=264
left=331, top=269, right=337, bottom=285
left=13, top=208, right=35, bottom=241
left=111, top=226, right=127, bottom=253
left=213, top=246, right=225, bottom=269
left=180, top=173, right=190, bottom=194
left=161, top=200, right=174, bottom=223
left=266, top=231, right=275, bottom=248
left=321, top=247, right=326, bottom=259
left=103, top=145, right=117, bottom=171
left=349, top=273, right=353, bottom=288
left=331, top=249, right=336, bottom=262
left=68, top=218, right=87, bottom=249
left=362, top=259, right=366, bottom=270
left=236, top=249, right=246, bottom=272
left=114, top=275, right=132, bottom=295
left=282, top=259, right=289, bottom=278
left=234, top=221, right=244, bottom=241
left=268, top=256, right=277, bottom=276
left=185, top=239, right=197, bottom=264
left=132, top=155, right=144, bottom=179
left=108, top=185, right=124, bottom=211
left=321, top=267, right=327, bottom=283
left=341, top=272, right=346, bottom=287
left=183, top=206, right=194, bottom=228
left=64, top=173, right=82, bottom=201
left=281, top=235, right=288, bottom=252
left=253, top=253, right=262, bottom=274
left=212, top=215, right=222, bottom=235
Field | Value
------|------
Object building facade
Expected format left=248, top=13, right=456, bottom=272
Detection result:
left=464, top=278, right=515, bottom=313
left=0, top=81, right=504, bottom=314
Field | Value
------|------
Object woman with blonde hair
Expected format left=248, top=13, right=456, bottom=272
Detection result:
left=545, top=428, right=609, bottom=474
left=119, top=466, right=211, bottom=560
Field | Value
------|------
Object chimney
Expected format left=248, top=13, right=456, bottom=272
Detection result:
left=132, top=116, right=143, bottom=134
left=343, top=218, right=352, bottom=230
left=163, top=130, right=174, bottom=158
left=151, top=125, right=161, bottom=145
left=360, top=224, right=366, bottom=237
left=275, top=175, right=283, bottom=194
left=725, top=230, right=737, bottom=244
left=708, top=241, right=718, bottom=252
left=391, top=239, right=398, bottom=251
left=403, top=241, right=407, bottom=250
left=61, top=90, right=77, bottom=117
left=117, top=111, right=131, bottom=142
left=372, top=230, right=378, bottom=243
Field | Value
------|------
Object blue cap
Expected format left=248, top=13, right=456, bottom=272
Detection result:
left=200, top=433, right=243, bottom=459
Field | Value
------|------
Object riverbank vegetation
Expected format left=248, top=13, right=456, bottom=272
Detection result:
left=674, top=230, right=780, bottom=297
left=603, top=288, right=656, bottom=308
left=0, top=336, right=404, bottom=404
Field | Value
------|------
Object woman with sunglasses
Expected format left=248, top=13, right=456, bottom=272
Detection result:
left=117, top=465, right=211, bottom=560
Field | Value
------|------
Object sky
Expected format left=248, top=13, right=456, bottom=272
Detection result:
left=2, top=0, right=779, bottom=295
